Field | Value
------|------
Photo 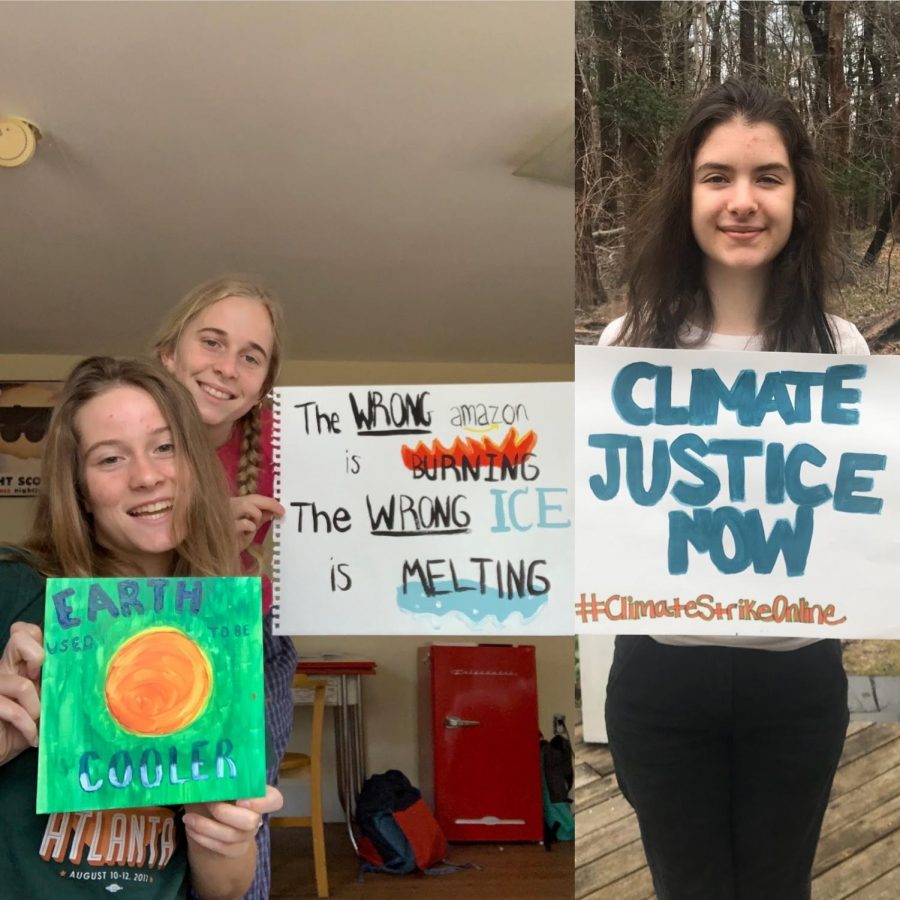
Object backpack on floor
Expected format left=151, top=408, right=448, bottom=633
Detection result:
left=541, top=715, right=575, bottom=847
left=355, top=770, right=453, bottom=876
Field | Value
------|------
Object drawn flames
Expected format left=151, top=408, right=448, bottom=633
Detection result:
left=400, top=427, right=538, bottom=470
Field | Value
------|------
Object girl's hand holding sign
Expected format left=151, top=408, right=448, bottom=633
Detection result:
left=0, top=622, right=43, bottom=765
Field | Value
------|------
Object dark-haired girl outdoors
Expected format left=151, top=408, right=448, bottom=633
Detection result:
left=602, top=79, right=867, bottom=899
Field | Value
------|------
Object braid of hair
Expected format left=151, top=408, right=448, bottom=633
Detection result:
left=236, top=404, right=266, bottom=578
left=236, top=405, right=262, bottom=497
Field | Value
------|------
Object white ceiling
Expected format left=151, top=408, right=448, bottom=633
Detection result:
left=1, top=1, right=574, bottom=366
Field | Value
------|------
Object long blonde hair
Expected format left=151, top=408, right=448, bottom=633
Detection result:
left=153, top=275, right=284, bottom=495
left=18, top=357, right=239, bottom=578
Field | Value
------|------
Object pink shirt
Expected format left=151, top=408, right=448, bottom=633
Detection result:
left=216, top=406, right=276, bottom=615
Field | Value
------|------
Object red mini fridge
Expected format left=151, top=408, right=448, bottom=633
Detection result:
left=417, top=644, right=543, bottom=842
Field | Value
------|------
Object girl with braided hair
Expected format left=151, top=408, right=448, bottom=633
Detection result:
left=155, top=277, right=296, bottom=900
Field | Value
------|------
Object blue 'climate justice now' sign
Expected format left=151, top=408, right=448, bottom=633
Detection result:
left=574, top=346, right=900, bottom=639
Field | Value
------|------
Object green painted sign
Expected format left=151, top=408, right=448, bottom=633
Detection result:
left=37, top=577, right=266, bottom=814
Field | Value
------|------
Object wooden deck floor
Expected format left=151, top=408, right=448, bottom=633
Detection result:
left=575, top=720, right=900, bottom=899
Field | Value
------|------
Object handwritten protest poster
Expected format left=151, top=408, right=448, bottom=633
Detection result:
left=271, top=383, right=573, bottom=634
left=575, top=346, right=900, bottom=639
left=37, top=577, right=265, bottom=814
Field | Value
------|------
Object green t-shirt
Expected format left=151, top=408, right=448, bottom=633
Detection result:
left=0, top=559, right=189, bottom=898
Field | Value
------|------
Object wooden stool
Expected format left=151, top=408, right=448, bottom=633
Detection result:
left=271, top=673, right=329, bottom=897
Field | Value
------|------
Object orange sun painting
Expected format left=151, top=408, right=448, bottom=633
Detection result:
left=105, top=627, right=213, bottom=736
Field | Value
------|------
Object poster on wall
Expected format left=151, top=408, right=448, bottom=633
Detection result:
left=575, top=346, right=900, bottom=639
left=271, top=383, right=573, bottom=635
left=37, top=577, right=266, bottom=814
left=0, top=381, right=63, bottom=497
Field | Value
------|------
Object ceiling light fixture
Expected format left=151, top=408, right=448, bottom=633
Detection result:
left=0, top=117, right=42, bottom=168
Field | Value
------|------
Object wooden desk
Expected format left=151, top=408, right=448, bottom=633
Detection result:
left=295, top=659, right=376, bottom=851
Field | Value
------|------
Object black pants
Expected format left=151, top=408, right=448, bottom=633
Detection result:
left=605, top=637, right=848, bottom=900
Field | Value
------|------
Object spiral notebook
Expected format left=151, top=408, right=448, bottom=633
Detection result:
left=270, top=382, right=573, bottom=635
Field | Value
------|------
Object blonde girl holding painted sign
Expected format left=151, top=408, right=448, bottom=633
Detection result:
left=600, top=79, right=868, bottom=899
left=155, top=277, right=295, bottom=900
left=0, top=357, right=282, bottom=898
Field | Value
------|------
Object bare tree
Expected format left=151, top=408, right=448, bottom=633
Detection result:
left=739, top=1, right=757, bottom=78
left=862, top=168, right=900, bottom=267
left=755, top=0, right=768, bottom=83
left=576, top=1, right=900, bottom=299
left=709, top=0, right=726, bottom=84
left=799, top=1, right=830, bottom=125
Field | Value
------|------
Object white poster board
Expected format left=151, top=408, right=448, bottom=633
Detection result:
left=575, top=346, right=900, bottom=639
left=272, top=383, right=573, bottom=635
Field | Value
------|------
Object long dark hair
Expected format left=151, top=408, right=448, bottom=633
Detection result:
left=615, top=78, right=838, bottom=352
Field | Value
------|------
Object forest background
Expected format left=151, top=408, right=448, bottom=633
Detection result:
left=576, top=0, right=900, bottom=351
left=575, top=0, right=900, bottom=678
